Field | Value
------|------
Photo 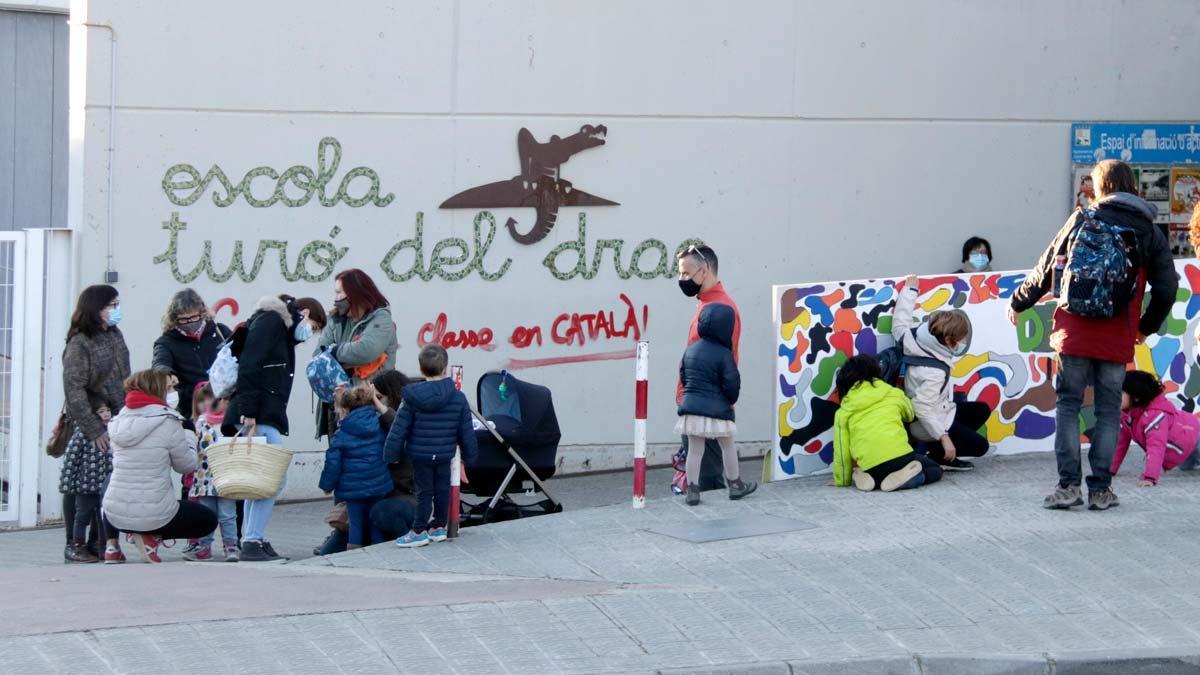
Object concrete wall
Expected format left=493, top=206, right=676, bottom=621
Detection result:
left=71, top=0, right=1200, bottom=500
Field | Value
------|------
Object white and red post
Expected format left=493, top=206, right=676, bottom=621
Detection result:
left=633, top=341, right=649, bottom=509
left=448, top=365, right=464, bottom=538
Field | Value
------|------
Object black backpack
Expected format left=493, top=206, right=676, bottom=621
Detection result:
left=877, top=328, right=952, bottom=394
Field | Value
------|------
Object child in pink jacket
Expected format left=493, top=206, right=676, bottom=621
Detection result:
left=1111, top=370, right=1200, bottom=486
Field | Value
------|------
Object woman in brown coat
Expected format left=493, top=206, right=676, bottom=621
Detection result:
left=58, top=285, right=131, bottom=563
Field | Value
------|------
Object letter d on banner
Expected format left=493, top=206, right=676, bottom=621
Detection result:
left=633, top=341, right=648, bottom=509
left=449, top=365, right=464, bottom=538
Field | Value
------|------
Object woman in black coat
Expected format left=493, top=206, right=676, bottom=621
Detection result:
left=221, top=294, right=324, bottom=561
left=152, top=289, right=231, bottom=418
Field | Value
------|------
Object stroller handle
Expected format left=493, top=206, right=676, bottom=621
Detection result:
left=469, top=407, right=507, bottom=445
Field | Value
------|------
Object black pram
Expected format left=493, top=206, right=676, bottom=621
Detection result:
left=461, top=371, right=564, bottom=525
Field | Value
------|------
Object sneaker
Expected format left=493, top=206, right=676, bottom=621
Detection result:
left=852, top=468, right=877, bottom=492
left=132, top=534, right=162, bottom=563
left=396, top=530, right=430, bottom=548
left=223, top=545, right=240, bottom=562
left=429, top=527, right=448, bottom=543
left=880, top=461, right=923, bottom=492
left=181, top=542, right=199, bottom=556
left=183, top=544, right=212, bottom=562
left=238, top=540, right=278, bottom=562
left=686, top=483, right=701, bottom=506
left=941, top=459, right=975, bottom=472
left=728, top=478, right=757, bottom=500
left=103, top=545, right=126, bottom=565
left=262, top=541, right=284, bottom=560
left=1088, top=488, right=1120, bottom=511
left=64, top=541, right=100, bottom=564
left=1043, top=484, right=1084, bottom=510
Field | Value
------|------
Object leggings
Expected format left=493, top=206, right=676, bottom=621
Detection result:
left=68, top=493, right=103, bottom=543
left=685, top=435, right=739, bottom=486
left=106, top=500, right=219, bottom=540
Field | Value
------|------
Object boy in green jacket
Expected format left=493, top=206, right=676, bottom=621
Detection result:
left=833, top=355, right=944, bottom=492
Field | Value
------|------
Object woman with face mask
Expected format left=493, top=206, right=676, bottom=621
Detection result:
left=314, top=269, right=398, bottom=439
left=152, top=289, right=232, bottom=419
left=58, top=285, right=131, bottom=563
left=958, top=237, right=994, bottom=273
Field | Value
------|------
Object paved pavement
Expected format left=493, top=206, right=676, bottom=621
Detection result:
left=5, top=453, right=1200, bottom=673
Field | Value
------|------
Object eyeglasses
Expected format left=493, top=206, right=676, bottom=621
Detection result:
left=176, top=314, right=204, bottom=324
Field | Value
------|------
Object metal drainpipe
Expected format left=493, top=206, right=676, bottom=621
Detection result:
left=81, top=21, right=117, bottom=282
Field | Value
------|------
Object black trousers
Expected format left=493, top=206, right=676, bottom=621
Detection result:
left=924, top=401, right=991, bottom=462
left=106, top=501, right=219, bottom=540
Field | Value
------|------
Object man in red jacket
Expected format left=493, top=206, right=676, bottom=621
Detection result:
left=675, top=245, right=741, bottom=490
left=1010, top=160, right=1178, bottom=511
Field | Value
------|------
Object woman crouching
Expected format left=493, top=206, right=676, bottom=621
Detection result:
left=102, top=369, right=217, bottom=563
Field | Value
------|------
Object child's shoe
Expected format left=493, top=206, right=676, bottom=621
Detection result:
left=103, top=544, right=126, bottom=564
left=64, top=540, right=99, bottom=564
left=728, top=478, right=757, bottom=500
left=851, top=468, right=876, bottom=492
left=880, top=461, right=923, bottom=492
left=223, top=544, right=240, bottom=562
left=183, top=544, right=212, bottom=562
left=429, top=527, right=448, bottom=543
left=686, top=483, right=701, bottom=506
left=396, top=530, right=429, bottom=548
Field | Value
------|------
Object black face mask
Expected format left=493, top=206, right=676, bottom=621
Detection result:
left=334, top=298, right=350, bottom=315
left=178, top=319, right=204, bottom=335
left=678, top=278, right=702, bottom=297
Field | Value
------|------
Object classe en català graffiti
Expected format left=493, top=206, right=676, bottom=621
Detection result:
left=152, top=134, right=702, bottom=285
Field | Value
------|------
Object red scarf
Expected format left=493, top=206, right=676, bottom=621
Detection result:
left=203, top=410, right=224, bottom=426
left=125, top=391, right=167, bottom=409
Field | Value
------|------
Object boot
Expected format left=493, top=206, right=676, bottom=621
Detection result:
left=728, top=478, right=757, bottom=501
left=64, top=540, right=100, bottom=564
left=686, top=483, right=701, bottom=506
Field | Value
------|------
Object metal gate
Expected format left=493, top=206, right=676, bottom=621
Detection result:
left=0, top=232, right=26, bottom=523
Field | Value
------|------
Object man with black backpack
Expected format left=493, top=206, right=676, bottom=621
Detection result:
left=1010, top=159, right=1178, bottom=511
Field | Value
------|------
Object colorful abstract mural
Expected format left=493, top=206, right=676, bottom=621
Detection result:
left=769, top=261, right=1200, bottom=480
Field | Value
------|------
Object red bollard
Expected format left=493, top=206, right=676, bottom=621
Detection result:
left=633, top=341, right=648, bottom=508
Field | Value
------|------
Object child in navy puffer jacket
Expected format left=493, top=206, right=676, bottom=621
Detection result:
left=384, top=344, right=478, bottom=548
left=677, top=303, right=755, bottom=506
left=319, top=386, right=393, bottom=548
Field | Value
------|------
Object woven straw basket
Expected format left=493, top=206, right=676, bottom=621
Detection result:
left=205, top=435, right=293, bottom=500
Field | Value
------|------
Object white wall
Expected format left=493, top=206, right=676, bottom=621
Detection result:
left=72, top=0, right=1200, bottom=500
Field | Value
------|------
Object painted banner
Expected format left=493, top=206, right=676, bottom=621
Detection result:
left=769, top=261, right=1200, bottom=480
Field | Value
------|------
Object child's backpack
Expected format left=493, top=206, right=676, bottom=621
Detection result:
left=1058, top=208, right=1137, bottom=318
left=877, top=328, right=952, bottom=394
left=307, top=346, right=351, bottom=402
left=207, top=324, right=242, bottom=399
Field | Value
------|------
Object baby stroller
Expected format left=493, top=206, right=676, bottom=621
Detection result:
left=461, top=371, right=564, bottom=525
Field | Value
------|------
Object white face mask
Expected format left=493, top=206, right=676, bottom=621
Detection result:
left=166, top=391, right=180, bottom=410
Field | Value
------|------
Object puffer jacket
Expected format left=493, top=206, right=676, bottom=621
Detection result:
left=383, top=378, right=478, bottom=464
left=102, top=404, right=198, bottom=532
left=678, top=303, right=741, bottom=421
left=319, top=406, right=393, bottom=500
left=62, top=328, right=131, bottom=441
left=152, top=320, right=231, bottom=416
left=222, top=297, right=299, bottom=436
left=1111, top=394, right=1200, bottom=485
left=892, top=285, right=962, bottom=442
left=833, top=379, right=915, bottom=487
left=1011, top=192, right=1178, bottom=364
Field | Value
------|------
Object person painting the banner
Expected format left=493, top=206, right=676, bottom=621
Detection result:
left=673, top=245, right=741, bottom=493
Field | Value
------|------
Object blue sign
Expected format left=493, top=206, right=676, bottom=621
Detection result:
left=1072, top=123, right=1200, bottom=165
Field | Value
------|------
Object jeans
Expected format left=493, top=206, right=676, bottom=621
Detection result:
left=197, top=496, right=239, bottom=548
left=344, top=496, right=387, bottom=546
left=1054, top=354, right=1125, bottom=492
left=371, top=497, right=417, bottom=540
left=412, top=456, right=451, bottom=531
left=242, top=424, right=287, bottom=542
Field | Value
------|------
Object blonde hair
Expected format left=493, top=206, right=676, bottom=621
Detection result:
left=124, top=369, right=174, bottom=400
left=1189, top=202, right=1200, bottom=257
left=928, top=310, right=971, bottom=346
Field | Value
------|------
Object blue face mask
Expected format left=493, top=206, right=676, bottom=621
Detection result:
left=951, top=340, right=969, bottom=356
left=294, top=320, right=313, bottom=342
left=969, top=253, right=990, bottom=269
left=106, top=305, right=122, bottom=327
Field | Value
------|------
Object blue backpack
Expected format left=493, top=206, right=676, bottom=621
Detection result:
left=306, top=347, right=350, bottom=402
left=1058, top=208, right=1137, bottom=318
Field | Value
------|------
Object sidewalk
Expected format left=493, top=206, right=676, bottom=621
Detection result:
left=5, top=453, right=1200, bottom=674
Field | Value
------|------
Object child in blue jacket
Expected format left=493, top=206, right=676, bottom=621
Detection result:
left=384, top=344, right=478, bottom=548
left=319, top=386, right=393, bottom=548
